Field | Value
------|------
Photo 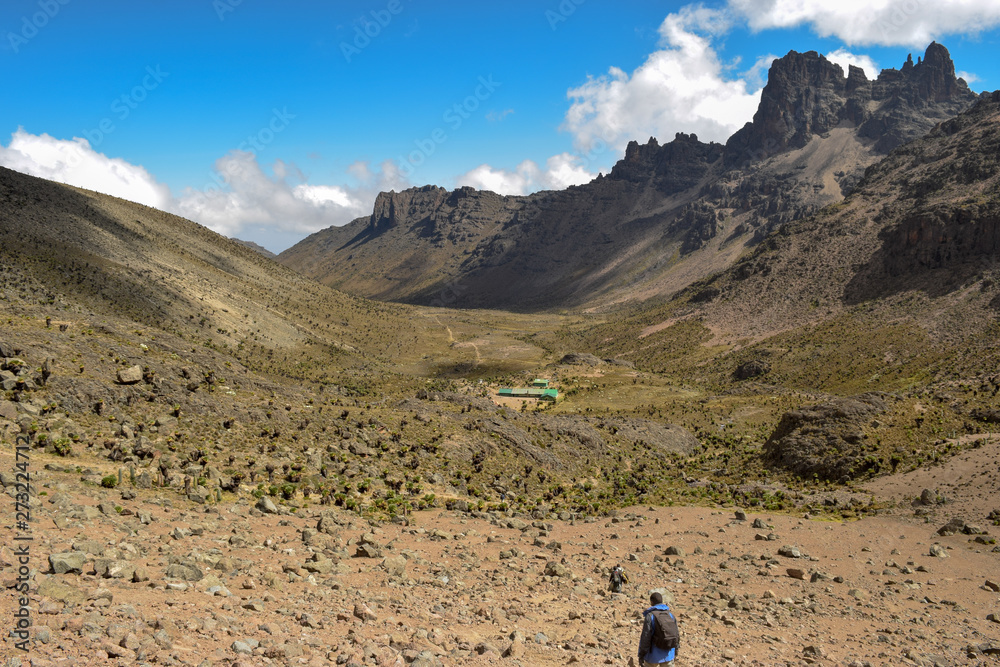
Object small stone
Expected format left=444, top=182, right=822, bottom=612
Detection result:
left=232, top=640, right=254, bottom=655
left=353, top=602, right=377, bottom=622
left=778, top=545, right=802, bottom=558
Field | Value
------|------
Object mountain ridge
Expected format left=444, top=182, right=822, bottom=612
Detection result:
left=280, top=42, right=980, bottom=311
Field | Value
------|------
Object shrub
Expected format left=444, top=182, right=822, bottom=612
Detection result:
left=101, top=475, right=118, bottom=488
left=52, top=438, right=72, bottom=457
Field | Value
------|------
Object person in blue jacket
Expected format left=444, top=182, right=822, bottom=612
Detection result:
left=638, top=592, right=677, bottom=665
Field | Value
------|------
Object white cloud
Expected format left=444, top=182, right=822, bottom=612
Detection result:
left=745, top=53, right=779, bottom=90
left=0, top=129, right=407, bottom=246
left=173, top=153, right=406, bottom=238
left=956, top=70, right=980, bottom=83
left=0, top=128, right=171, bottom=209
left=824, top=48, right=880, bottom=80
left=561, top=5, right=763, bottom=155
left=729, top=0, right=1000, bottom=47
left=456, top=152, right=596, bottom=196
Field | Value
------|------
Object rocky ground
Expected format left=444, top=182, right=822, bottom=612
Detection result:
left=2, top=436, right=998, bottom=667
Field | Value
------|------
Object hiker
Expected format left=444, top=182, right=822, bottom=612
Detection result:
left=637, top=591, right=679, bottom=665
left=608, top=564, right=628, bottom=593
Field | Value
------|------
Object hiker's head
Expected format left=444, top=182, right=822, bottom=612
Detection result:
left=650, top=592, right=663, bottom=605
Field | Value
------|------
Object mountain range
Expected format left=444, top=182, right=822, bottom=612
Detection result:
left=279, top=42, right=982, bottom=311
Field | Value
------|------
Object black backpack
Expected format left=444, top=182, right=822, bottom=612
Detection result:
left=651, top=608, right=680, bottom=652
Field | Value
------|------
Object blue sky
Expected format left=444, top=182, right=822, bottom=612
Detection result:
left=2, top=1, right=999, bottom=252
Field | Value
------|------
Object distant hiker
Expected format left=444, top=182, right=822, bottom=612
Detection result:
left=638, top=591, right=679, bottom=665
left=608, top=564, right=628, bottom=593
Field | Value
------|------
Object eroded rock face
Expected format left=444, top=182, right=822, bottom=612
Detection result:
left=725, top=42, right=978, bottom=166
left=763, top=394, right=889, bottom=481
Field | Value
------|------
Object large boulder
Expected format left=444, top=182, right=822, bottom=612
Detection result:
left=49, top=552, right=87, bottom=575
left=763, top=394, right=889, bottom=481
left=116, top=365, right=143, bottom=385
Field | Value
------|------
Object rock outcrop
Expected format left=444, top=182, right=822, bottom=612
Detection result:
left=763, top=394, right=889, bottom=481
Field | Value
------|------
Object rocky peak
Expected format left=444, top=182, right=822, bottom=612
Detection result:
left=725, top=42, right=977, bottom=166
left=368, top=186, right=448, bottom=231
left=609, top=132, right=723, bottom=193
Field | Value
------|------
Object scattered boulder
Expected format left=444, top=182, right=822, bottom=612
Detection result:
left=353, top=602, right=377, bottom=622
left=778, top=545, right=804, bottom=558
left=382, top=555, right=407, bottom=577
left=49, top=552, right=87, bottom=575
left=256, top=496, right=279, bottom=514
left=543, top=561, right=572, bottom=578
left=116, top=365, right=143, bottom=385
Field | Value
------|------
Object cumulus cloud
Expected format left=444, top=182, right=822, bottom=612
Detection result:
left=824, top=48, right=880, bottom=80
left=561, top=5, right=763, bottom=154
left=0, top=128, right=171, bottom=209
left=173, top=153, right=407, bottom=238
left=456, top=153, right=597, bottom=196
left=0, top=129, right=405, bottom=246
left=729, top=0, right=1000, bottom=47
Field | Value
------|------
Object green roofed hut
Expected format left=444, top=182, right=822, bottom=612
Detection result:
left=498, top=386, right=558, bottom=401
left=532, top=379, right=549, bottom=387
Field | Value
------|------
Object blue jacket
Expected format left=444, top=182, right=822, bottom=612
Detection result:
left=638, top=603, right=677, bottom=664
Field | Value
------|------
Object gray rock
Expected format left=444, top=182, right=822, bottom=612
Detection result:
left=355, top=542, right=382, bottom=558
left=165, top=563, right=203, bottom=581
left=49, top=551, right=87, bottom=574
left=937, top=517, right=967, bottom=536
left=187, top=486, right=210, bottom=504
left=116, top=365, right=143, bottom=385
left=929, top=544, right=949, bottom=558
left=256, top=496, right=278, bottom=514
left=231, top=640, right=254, bottom=655
left=36, top=577, right=87, bottom=605
left=382, top=555, right=407, bottom=577
left=0, top=400, right=17, bottom=421
left=543, top=560, right=572, bottom=578
left=778, top=545, right=803, bottom=558
left=410, top=651, right=443, bottom=667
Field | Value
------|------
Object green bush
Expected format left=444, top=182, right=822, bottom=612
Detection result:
left=101, top=475, right=118, bottom=488
left=52, top=438, right=72, bottom=457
